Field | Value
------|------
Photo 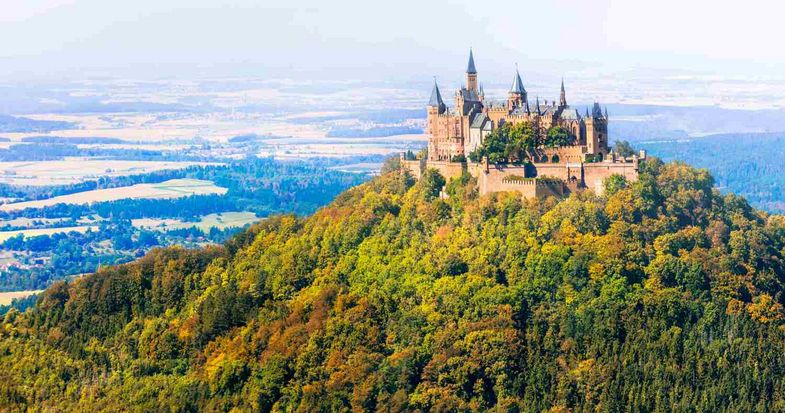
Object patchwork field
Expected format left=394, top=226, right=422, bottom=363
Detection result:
left=0, top=160, right=219, bottom=186
left=0, top=225, right=98, bottom=242
left=0, top=290, right=43, bottom=306
left=0, top=179, right=227, bottom=212
left=132, top=211, right=260, bottom=233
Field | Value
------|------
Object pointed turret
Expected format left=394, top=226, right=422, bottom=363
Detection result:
left=559, top=78, right=567, bottom=107
left=604, top=106, right=609, bottom=119
left=535, top=96, right=541, bottom=115
left=585, top=107, right=590, bottom=118
left=466, top=49, right=477, bottom=74
left=428, top=79, right=446, bottom=114
left=510, top=66, right=526, bottom=95
left=507, top=65, right=527, bottom=111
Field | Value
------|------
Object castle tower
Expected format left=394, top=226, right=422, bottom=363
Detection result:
left=466, top=49, right=478, bottom=92
left=559, top=78, right=567, bottom=108
left=428, top=79, right=446, bottom=116
left=508, top=66, right=527, bottom=110
left=585, top=102, right=609, bottom=156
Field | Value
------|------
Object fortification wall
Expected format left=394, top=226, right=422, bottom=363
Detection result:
left=537, top=146, right=587, bottom=163
left=582, top=162, right=639, bottom=195
left=426, top=160, right=466, bottom=182
left=475, top=166, right=566, bottom=199
left=400, top=159, right=424, bottom=180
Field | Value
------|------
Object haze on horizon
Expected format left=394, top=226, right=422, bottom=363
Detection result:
left=3, top=0, right=785, bottom=83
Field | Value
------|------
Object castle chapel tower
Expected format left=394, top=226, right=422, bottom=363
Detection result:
left=466, top=49, right=478, bottom=92
left=559, top=78, right=567, bottom=108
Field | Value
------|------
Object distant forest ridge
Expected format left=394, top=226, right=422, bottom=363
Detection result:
left=0, top=114, right=75, bottom=133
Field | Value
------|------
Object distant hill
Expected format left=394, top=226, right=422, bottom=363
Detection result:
left=0, top=114, right=74, bottom=133
left=3, top=159, right=785, bottom=411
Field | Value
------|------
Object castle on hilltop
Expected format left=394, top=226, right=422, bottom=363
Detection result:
left=401, top=50, right=645, bottom=198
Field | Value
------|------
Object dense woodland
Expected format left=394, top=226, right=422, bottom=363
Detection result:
left=637, top=132, right=785, bottom=214
left=3, top=158, right=785, bottom=411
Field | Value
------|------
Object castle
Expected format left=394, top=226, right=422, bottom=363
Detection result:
left=401, top=50, right=644, bottom=198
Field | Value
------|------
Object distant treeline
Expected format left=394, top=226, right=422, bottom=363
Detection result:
left=0, top=143, right=212, bottom=162
left=326, top=125, right=422, bottom=138
left=638, top=132, right=785, bottom=213
left=21, top=136, right=128, bottom=144
left=0, top=114, right=74, bottom=133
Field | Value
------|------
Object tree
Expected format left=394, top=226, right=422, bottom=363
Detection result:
left=544, top=126, right=575, bottom=148
left=469, top=122, right=537, bottom=164
left=603, top=174, right=628, bottom=196
left=613, top=140, right=636, bottom=157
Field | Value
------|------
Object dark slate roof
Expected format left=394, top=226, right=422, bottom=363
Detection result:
left=561, top=108, right=581, bottom=120
left=460, top=88, right=480, bottom=102
left=467, top=49, right=477, bottom=74
left=429, top=80, right=445, bottom=108
left=470, top=113, right=489, bottom=128
left=592, top=102, right=603, bottom=118
left=510, top=69, right=526, bottom=95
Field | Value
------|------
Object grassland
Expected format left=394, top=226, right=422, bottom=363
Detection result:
left=0, top=179, right=227, bottom=212
left=0, top=226, right=99, bottom=242
left=132, top=211, right=260, bottom=233
left=0, top=160, right=219, bottom=186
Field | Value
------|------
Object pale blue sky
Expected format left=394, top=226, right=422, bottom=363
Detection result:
left=2, top=0, right=785, bottom=81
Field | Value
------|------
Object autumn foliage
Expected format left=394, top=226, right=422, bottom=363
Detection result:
left=3, top=159, right=785, bottom=411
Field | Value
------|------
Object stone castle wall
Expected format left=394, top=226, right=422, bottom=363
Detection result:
left=582, top=162, right=639, bottom=195
left=402, top=153, right=641, bottom=199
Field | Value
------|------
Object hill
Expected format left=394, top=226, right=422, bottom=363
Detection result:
left=2, top=158, right=785, bottom=411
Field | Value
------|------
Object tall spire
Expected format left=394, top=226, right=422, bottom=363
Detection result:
left=428, top=78, right=446, bottom=114
left=559, top=77, right=567, bottom=107
left=604, top=106, right=609, bottom=118
left=510, top=64, right=526, bottom=95
left=535, top=96, right=541, bottom=115
left=466, top=48, right=477, bottom=74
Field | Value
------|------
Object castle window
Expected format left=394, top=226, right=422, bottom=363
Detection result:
left=551, top=155, right=560, bottom=163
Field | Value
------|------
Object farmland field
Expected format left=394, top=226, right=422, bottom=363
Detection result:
left=0, top=160, right=219, bottom=186
left=0, top=179, right=227, bottom=211
left=0, top=225, right=99, bottom=242
left=132, top=211, right=260, bottom=233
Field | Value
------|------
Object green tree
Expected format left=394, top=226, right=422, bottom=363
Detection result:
left=544, top=126, right=575, bottom=148
left=614, top=140, right=636, bottom=157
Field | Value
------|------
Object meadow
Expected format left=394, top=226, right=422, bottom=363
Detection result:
left=0, top=225, right=98, bottom=242
left=0, top=179, right=227, bottom=212
left=132, top=211, right=260, bottom=233
left=0, top=160, right=217, bottom=186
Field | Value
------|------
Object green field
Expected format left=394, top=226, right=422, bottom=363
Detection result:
left=132, top=211, right=260, bottom=233
left=0, top=225, right=98, bottom=242
left=0, top=179, right=227, bottom=212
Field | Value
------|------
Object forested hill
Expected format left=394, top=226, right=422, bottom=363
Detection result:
left=4, top=158, right=785, bottom=411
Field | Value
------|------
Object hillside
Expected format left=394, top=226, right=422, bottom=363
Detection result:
left=3, top=158, right=785, bottom=411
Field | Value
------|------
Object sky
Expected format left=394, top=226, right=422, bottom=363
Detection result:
left=2, top=0, right=785, bottom=82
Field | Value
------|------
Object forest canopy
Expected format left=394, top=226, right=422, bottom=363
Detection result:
left=2, top=158, right=785, bottom=411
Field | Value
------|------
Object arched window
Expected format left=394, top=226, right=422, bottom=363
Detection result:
left=552, top=154, right=560, bottom=163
